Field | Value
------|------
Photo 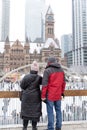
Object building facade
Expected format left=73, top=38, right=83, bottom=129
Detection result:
left=1, top=0, right=10, bottom=41
left=45, top=6, right=54, bottom=40
left=0, top=4, right=65, bottom=73
left=72, top=0, right=87, bottom=66
left=0, top=37, right=61, bottom=73
left=61, top=34, right=72, bottom=58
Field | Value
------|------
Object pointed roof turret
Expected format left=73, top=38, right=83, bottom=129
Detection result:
left=46, top=5, right=54, bottom=15
left=4, top=36, right=10, bottom=50
left=24, top=37, right=30, bottom=50
left=26, top=37, right=29, bottom=43
left=11, top=39, right=23, bottom=50
left=5, top=36, right=9, bottom=43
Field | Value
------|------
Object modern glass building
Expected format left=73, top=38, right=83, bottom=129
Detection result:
left=1, top=0, right=10, bottom=41
left=61, top=34, right=72, bottom=58
left=25, top=0, right=46, bottom=42
left=72, top=0, right=87, bottom=66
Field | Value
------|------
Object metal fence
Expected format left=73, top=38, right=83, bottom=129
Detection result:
left=0, top=81, right=87, bottom=126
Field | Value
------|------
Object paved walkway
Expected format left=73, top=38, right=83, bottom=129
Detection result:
left=0, top=121, right=87, bottom=130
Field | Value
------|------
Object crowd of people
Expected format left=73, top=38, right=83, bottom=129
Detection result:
left=20, top=57, right=66, bottom=130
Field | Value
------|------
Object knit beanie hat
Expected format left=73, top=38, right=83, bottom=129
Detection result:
left=31, top=61, right=39, bottom=72
left=47, top=57, right=57, bottom=64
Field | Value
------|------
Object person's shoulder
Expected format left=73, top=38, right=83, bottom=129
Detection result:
left=44, top=67, right=50, bottom=72
left=23, top=73, right=30, bottom=79
left=43, top=67, right=51, bottom=75
left=60, top=66, right=64, bottom=72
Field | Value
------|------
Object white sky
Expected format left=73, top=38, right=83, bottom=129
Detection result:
left=9, top=0, right=72, bottom=42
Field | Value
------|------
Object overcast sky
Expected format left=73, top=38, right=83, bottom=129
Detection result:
left=9, top=0, right=72, bottom=41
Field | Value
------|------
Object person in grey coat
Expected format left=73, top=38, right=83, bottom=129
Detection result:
left=20, top=61, right=42, bottom=130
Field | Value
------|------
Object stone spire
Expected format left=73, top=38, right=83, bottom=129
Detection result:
left=45, top=5, right=55, bottom=40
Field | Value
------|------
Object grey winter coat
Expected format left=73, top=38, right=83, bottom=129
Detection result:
left=20, top=70, right=42, bottom=121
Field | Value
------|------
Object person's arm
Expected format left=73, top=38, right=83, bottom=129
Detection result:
left=39, top=76, right=42, bottom=85
left=61, top=72, right=66, bottom=97
left=41, top=70, right=49, bottom=100
left=20, top=76, right=27, bottom=90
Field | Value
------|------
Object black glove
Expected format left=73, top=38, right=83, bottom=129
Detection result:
left=61, top=93, right=65, bottom=98
left=19, top=91, right=23, bottom=101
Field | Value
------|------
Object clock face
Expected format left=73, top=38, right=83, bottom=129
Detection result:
left=48, top=15, right=53, bottom=21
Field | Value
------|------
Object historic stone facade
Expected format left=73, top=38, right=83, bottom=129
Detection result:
left=0, top=6, right=65, bottom=74
left=3, top=37, right=30, bottom=72
left=0, top=37, right=61, bottom=73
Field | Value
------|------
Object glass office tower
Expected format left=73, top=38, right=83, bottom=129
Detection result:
left=72, top=0, right=87, bottom=66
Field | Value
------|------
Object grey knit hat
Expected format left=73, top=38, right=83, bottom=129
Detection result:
left=47, top=57, right=57, bottom=63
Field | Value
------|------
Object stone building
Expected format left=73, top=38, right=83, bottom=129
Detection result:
left=0, top=37, right=61, bottom=73
left=0, top=6, right=64, bottom=73
left=45, top=5, right=55, bottom=40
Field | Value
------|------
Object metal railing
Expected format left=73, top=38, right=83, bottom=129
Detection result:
left=0, top=62, right=87, bottom=127
left=0, top=90, right=87, bottom=98
left=0, top=90, right=87, bottom=130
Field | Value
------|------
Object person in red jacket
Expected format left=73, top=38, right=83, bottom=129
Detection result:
left=41, top=57, right=66, bottom=130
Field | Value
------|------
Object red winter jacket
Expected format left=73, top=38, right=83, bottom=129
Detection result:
left=41, top=63, right=66, bottom=101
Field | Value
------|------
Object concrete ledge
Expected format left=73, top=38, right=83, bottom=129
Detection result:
left=62, top=121, right=87, bottom=130
left=0, top=121, right=87, bottom=130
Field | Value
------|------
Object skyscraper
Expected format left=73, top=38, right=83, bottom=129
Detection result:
left=1, top=0, right=10, bottom=41
left=25, top=0, right=46, bottom=42
left=61, top=34, right=72, bottom=58
left=72, top=0, right=87, bottom=66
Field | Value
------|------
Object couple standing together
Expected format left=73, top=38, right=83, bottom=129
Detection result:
left=20, top=57, right=66, bottom=130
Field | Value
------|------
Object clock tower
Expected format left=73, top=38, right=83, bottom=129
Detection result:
left=45, top=5, right=55, bottom=40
